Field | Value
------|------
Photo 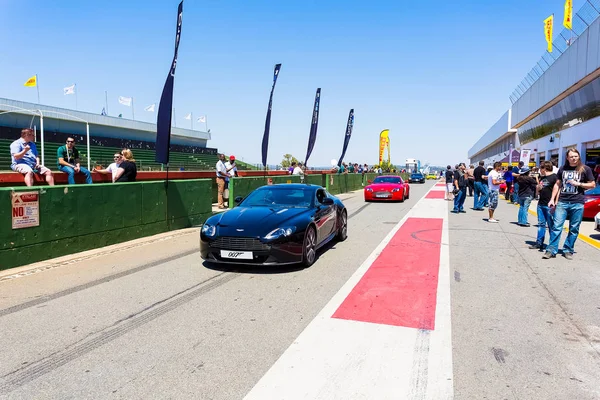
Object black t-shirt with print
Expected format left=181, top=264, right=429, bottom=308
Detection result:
left=557, top=164, right=595, bottom=204
left=473, top=166, right=486, bottom=183
left=116, top=161, right=137, bottom=182
left=454, top=170, right=466, bottom=188
left=517, top=175, right=537, bottom=198
left=445, top=170, right=453, bottom=184
left=538, top=173, right=558, bottom=207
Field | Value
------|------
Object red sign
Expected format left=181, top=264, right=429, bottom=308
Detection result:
left=11, top=191, right=40, bottom=229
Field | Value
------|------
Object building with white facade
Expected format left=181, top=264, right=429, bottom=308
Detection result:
left=469, top=5, right=600, bottom=170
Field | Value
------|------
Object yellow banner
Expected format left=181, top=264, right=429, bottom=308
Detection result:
left=544, top=15, right=554, bottom=53
left=24, top=75, right=37, bottom=87
left=378, top=129, right=389, bottom=165
left=564, top=0, right=572, bottom=30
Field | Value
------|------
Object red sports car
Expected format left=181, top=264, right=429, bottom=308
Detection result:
left=364, top=175, right=410, bottom=202
left=584, top=186, right=600, bottom=219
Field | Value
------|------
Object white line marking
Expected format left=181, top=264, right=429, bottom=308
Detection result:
left=245, top=187, right=453, bottom=399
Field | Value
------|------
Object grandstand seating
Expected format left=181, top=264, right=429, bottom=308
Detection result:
left=1, top=139, right=257, bottom=172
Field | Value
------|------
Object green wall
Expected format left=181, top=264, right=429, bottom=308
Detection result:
left=326, top=173, right=379, bottom=195
left=1, top=179, right=213, bottom=270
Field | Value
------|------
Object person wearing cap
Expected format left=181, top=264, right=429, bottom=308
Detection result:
left=516, top=165, right=537, bottom=226
left=225, top=155, right=238, bottom=178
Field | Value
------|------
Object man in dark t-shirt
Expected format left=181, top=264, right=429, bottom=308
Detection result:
left=544, top=150, right=596, bottom=259
left=530, top=161, right=557, bottom=249
left=452, top=163, right=467, bottom=213
left=444, top=165, right=454, bottom=200
left=472, top=161, right=487, bottom=210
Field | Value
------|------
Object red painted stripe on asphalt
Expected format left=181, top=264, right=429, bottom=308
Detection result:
left=332, top=217, right=443, bottom=330
left=435, top=183, right=446, bottom=187
left=425, top=191, right=445, bottom=199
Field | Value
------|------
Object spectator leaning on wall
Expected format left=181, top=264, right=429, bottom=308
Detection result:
left=10, top=128, right=55, bottom=187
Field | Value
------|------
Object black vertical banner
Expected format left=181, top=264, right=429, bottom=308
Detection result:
left=261, top=63, right=282, bottom=168
left=304, top=88, right=321, bottom=167
left=155, top=1, right=183, bottom=165
left=337, top=109, right=354, bottom=167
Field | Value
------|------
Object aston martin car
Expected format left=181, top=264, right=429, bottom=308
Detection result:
left=364, top=175, right=410, bottom=202
left=584, top=186, right=600, bottom=219
left=409, top=173, right=426, bottom=183
left=200, top=184, right=347, bottom=267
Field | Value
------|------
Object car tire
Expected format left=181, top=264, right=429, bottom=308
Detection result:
left=337, top=210, right=348, bottom=242
left=302, top=226, right=317, bottom=267
left=400, top=193, right=405, bottom=202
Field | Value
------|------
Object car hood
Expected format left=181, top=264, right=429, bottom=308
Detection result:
left=366, top=183, right=402, bottom=190
left=212, top=206, right=310, bottom=236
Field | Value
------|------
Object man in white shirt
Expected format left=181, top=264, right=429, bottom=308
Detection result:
left=215, top=154, right=229, bottom=209
left=225, top=155, right=238, bottom=178
left=95, top=152, right=122, bottom=182
left=487, top=161, right=505, bottom=223
left=293, top=162, right=305, bottom=183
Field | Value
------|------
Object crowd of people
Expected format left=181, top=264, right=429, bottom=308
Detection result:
left=445, top=149, right=598, bottom=260
left=10, top=128, right=138, bottom=186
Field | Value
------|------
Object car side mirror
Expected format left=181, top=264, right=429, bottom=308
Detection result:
left=321, top=197, right=334, bottom=206
left=234, top=196, right=243, bottom=204
left=367, top=180, right=372, bottom=184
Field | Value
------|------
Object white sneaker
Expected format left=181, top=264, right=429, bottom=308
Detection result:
left=488, top=218, right=499, bottom=223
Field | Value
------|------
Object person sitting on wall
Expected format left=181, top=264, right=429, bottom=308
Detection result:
left=57, top=137, right=93, bottom=184
left=95, top=152, right=123, bottom=182
left=114, top=149, right=137, bottom=182
left=10, top=128, right=55, bottom=187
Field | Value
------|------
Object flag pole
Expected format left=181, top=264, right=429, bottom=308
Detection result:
left=36, top=74, right=40, bottom=104
left=205, top=115, right=209, bottom=132
left=132, top=97, right=135, bottom=120
left=191, top=112, right=194, bottom=130
left=75, top=83, right=78, bottom=110
left=173, top=108, right=177, bottom=127
left=105, top=91, right=109, bottom=115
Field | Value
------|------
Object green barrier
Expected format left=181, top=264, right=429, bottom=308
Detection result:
left=1, top=179, right=213, bottom=271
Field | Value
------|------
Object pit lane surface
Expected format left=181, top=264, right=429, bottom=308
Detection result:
left=1, top=179, right=599, bottom=399
left=0, top=182, right=432, bottom=399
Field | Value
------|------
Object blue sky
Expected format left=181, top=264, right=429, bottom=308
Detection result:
left=0, top=0, right=581, bottom=168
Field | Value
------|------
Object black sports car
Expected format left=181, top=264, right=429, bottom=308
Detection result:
left=408, top=173, right=426, bottom=183
left=200, top=184, right=348, bottom=267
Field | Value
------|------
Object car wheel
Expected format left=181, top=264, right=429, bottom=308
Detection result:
left=302, top=226, right=317, bottom=267
left=400, top=193, right=405, bottom=202
left=405, top=189, right=409, bottom=200
left=337, top=210, right=348, bottom=241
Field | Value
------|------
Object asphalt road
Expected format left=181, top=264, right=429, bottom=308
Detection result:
left=1, top=180, right=599, bottom=399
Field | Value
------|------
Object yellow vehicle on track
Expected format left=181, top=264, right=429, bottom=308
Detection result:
left=426, top=173, right=438, bottom=180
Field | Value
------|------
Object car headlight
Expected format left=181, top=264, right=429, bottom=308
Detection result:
left=392, top=188, right=400, bottom=192
left=264, top=226, right=296, bottom=240
left=202, top=224, right=216, bottom=236
left=366, top=188, right=373, bottom=192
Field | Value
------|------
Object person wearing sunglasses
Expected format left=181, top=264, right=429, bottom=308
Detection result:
left=95, top=153, right=123, bottom=182
left=10, top=128, right=55, bottom=187
left=57, top=137, right=93, bottom=184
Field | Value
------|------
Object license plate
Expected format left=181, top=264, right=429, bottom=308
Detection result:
left=376, top=193, right=390, bottom=198
left=220, top=250, right=253, bottom=260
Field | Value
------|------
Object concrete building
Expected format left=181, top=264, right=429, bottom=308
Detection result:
left=469, top=7, right=600, bottom=170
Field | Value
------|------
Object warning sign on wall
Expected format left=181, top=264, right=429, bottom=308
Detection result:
left=12, top=191, right=40, bottom=229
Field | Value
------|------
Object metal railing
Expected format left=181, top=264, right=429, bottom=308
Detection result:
left=510, top=0, right=600, bottom=104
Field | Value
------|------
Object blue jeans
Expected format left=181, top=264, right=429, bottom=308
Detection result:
left=58, top=165, right=93, bottom=184
left=536, top=205, right=554, bottom=246
left=518, top=196, right=532, bottom=225
left=453, top=187, right=467, bottom=212
left=473, top=181, right=488, bottom=209
left=512, top=182, right=519, bottom=203
left=547, top=202, right=584, bottom=255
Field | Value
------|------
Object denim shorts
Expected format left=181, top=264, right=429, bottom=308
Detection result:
left=488, top=190, right=499, bottom=210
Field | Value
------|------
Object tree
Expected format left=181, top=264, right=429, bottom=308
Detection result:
left=281, top=154, right=300, bottom=169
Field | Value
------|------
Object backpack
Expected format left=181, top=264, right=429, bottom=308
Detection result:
left=457, top=170, right=466, bottom=188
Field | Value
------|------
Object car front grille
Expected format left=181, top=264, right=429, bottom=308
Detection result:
left=210, top=236, right=270, bottom=251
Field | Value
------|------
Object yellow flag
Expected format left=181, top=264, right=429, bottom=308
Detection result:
left=564, top=0, right=572, bottom=30
left=544, top=15, right=554, bottom=53
left=24, top=75, right=37, bottom=87
left=379, top=129, right=389, bottom=165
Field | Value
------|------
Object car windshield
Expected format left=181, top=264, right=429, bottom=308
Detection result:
left=373, top=177, right=401, bottom=184
left=241, top=188, right=313, bottom=208
left=411, top=174, right=423, bottom=177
